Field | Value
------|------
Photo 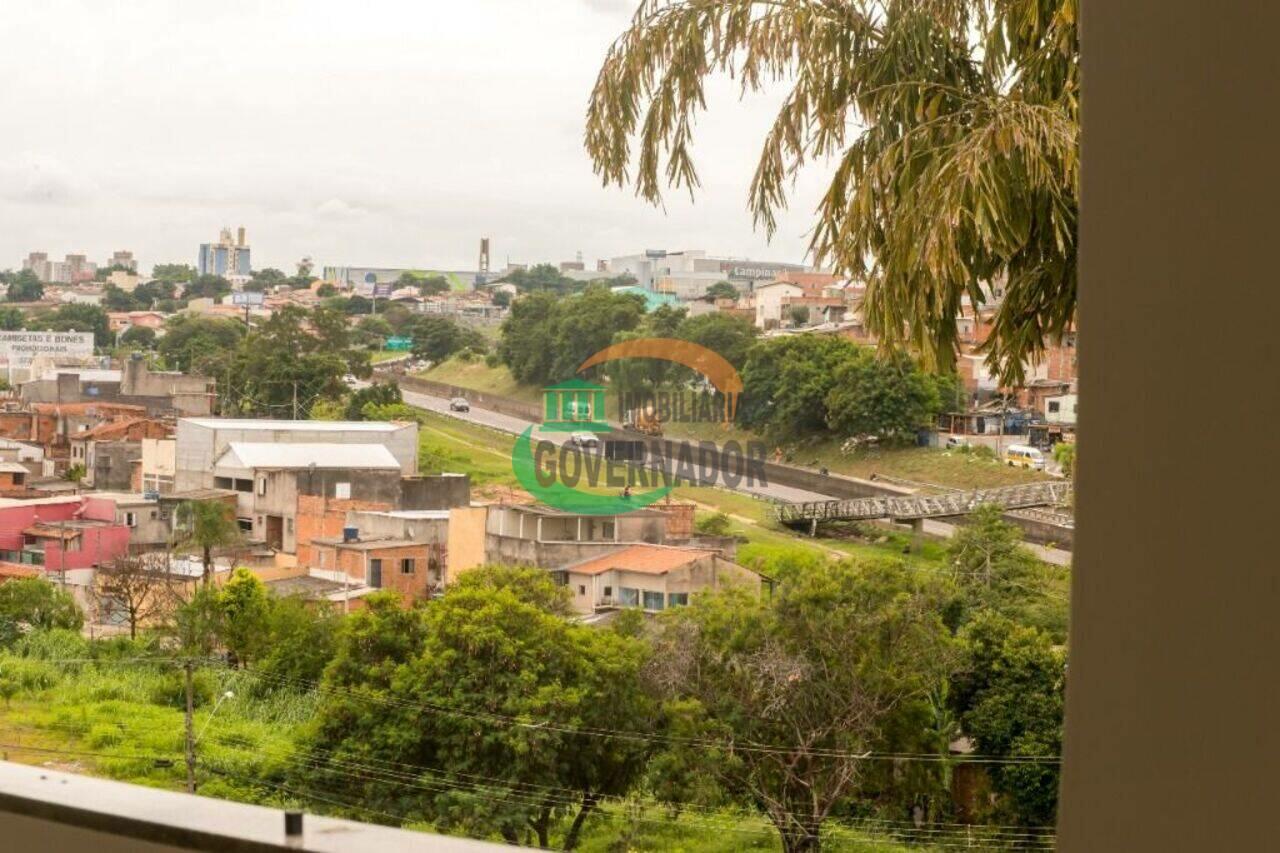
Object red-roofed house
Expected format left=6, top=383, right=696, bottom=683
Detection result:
left=553, top=543, right=767, bottom=615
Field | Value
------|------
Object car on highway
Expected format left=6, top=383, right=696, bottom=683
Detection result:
left=449, top=397, right=471, bottom=412
left=569, top=431, right=600, bottom=448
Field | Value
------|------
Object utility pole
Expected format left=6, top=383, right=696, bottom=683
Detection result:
left=183, top=660, right=196, bottom=793
left=291, top=381, right=299, bottom=420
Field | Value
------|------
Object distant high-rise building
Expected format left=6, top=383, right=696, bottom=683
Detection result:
left=197, top=227, right=251, bottom=278
left=21, top=251, right=96, bottom=283
left=107, top=250, right=137, bottom=271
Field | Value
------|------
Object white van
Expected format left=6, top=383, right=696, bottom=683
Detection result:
left=1003, top=444, right=1047, bottom=470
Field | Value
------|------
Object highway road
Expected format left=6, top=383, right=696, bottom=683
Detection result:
left=393, top=383, right=1073, bottom=567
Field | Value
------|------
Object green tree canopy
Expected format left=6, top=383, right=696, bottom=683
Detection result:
left=824, top=350, right=946, bottom=442
left=646, top=561, right=955, bottom=852
left=0, top=306, right=24, bottom=330
left=4, top=270, right=44, bottom=302
left=218, top=567, right=271, bottom=667
left=34, top=303, right=111, bottom=347
left=158, top=315, right=246, bottom=372
left=704, top=280, right=738, bottom=302
left=950, top=610, right=1066, bottom=827
left=585, top=0, right=1078, bottom=384
left=498, top=285, right=645, bottom=385
left=0, top=579, right=83, bottom=647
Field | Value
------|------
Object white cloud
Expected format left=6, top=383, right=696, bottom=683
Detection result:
left=315, top=198, right=370, bottom=221
left=0, top=1, right=826, bottom=273
left=0, top=155, right=95, bottom=205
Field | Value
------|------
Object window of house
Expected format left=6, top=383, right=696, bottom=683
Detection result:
left=642, top=590, right=665, bottom=611
left=667, top=592, right=689, bottom=608
left=602, top=521, right=616, bottom=539
left=124, top=512, right=137, bottom=527
left=237, top=519, right=252, bottom=533
left=619, top=587, right=639, bottom=607
left=334, top=482, right=351, bottom=499
left=400, top=558, right=415, bottom=574
left=257, top=478, right=266, bottom=496
left=578, top=584, right=586, bottom=596
left=369, top=558, right=382, bottom=587
left=214, top=476, right=233, bottom=490
left=234, top=478, right=252, bottom=493
left=1049, top=401, right=1061, bottom=413
left=603, top=585, right=612, bottom=597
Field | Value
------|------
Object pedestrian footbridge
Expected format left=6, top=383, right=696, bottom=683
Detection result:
left=775, top=482, right=1073, bottom=527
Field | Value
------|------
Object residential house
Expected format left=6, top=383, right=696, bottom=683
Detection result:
left=1044, top=393, right=1078, bottom=426
left=0, top=495, right=130, bottom=573
left=139, top=437, right=176, bottom=495
left=69, top=418, right=173, bottom=490
left=553, top=543, right=767, bottom=616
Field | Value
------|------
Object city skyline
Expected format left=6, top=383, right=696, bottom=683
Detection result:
left=0, top=0, right=830, bottom=274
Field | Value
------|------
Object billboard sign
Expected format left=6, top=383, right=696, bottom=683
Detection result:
left=0, top=331, right=94, bottom=369
left=231, top=291, right=265, bottom=307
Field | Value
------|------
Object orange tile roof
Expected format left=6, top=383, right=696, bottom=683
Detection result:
left=0, top=562, right=41, bottom=579
left=31, top=402, right=147, bottom=417
left=72, top=417, right=171, bottom=442
left=564, top=544, right=716, bottom=577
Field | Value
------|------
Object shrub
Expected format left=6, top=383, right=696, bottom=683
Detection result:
left=150, top=668, right=217, bottom=709
left=694, top=512, right=733, bottom=537
left=86, top=723, right=125, bottom=749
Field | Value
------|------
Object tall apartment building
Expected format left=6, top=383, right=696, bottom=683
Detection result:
left=107, top=250, right=137, bottom=271
left=197, top=227, right=251, bottom=278
left=21, top=251, right=98, bottom=284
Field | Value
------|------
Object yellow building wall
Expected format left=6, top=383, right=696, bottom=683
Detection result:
left=446, top=506, right=488, bottom=584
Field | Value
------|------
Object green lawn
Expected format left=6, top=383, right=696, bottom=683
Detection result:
left=371, top=349, right=409, bottom=363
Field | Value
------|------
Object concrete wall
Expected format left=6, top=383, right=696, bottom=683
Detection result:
left=87, top=441, right=142, bottom=491
left=400, top=473, right=471, bottom=509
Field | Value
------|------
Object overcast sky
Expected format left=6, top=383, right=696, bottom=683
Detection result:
left=0, top=0, right=830, bottom=275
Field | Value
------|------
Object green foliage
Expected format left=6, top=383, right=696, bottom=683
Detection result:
left=704, top=280, right=738, bottom=302
left=740, top=334, right=858, bottom=437
left=694, top=512, right=732, bottom=537
left=945, top=505, right=1044, bottom=626
left=204, top=305, right=370, bottom=417
left=646, top=560, right=956, bottom=852
left=0, top=306, right=25, bottom=330
left=219, top=568, right=271, bottom=668
left=299, top=568, right=652, bottom=848
left=119, top=325, right=158, bottom=349
left=344, top=381, right=402, bottom=420
left=152, top=263, right=196, bottom=284
left=65, top=462, right=86, bottom=483
left=175, top=499, right=241, bottom=585
left=824, top=351, right=945, bottom=443
left=675, top=311, right=757, bottom=371
left=4, top=269, right=44, bottom=302
left=499, top=285, right=646, bottom=385
left=0, top=579, right=84, bottom=644
left=171, top=586, right=225, bottom=658
left=158, top=315, right=246, bottom=372
left=185, top=274, right=232, bottom=300
left=1053, top=442, right=1076, bottom=477
left=407, top=316, right=486, bottom=364
left=501, top=263, right=582, bottom=295
left=254, top=598, right=339, bottom=690
left=585, top=0, right=1078, bottom=385
left=950, top=611, right=1065, bottom=826
left=31, top=303, right=111, bottom=346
